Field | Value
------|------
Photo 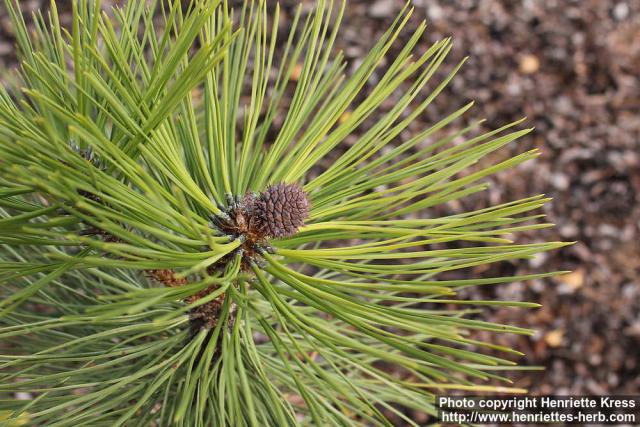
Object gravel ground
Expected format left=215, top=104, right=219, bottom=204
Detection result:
left=2, top=0, right=639, bottom=424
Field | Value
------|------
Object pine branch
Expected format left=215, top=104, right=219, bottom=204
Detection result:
left=0, top=0, right=567, bottom=425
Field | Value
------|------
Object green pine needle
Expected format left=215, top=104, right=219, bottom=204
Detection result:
left=0, top=1, right=565, bottom=426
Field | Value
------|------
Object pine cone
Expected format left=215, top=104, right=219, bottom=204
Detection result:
left=252, top=183, right=309, bottom=238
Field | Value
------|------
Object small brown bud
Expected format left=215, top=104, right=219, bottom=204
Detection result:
left=146, top=269, right=188, bottom=287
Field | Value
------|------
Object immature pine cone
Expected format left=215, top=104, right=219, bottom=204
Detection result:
left=252, top=183, right=310, bottom=238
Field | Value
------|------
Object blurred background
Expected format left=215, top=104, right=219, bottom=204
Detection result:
left=320, top=0, right=640, bottom=399
left=1, top=0, right=639, bottom=422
